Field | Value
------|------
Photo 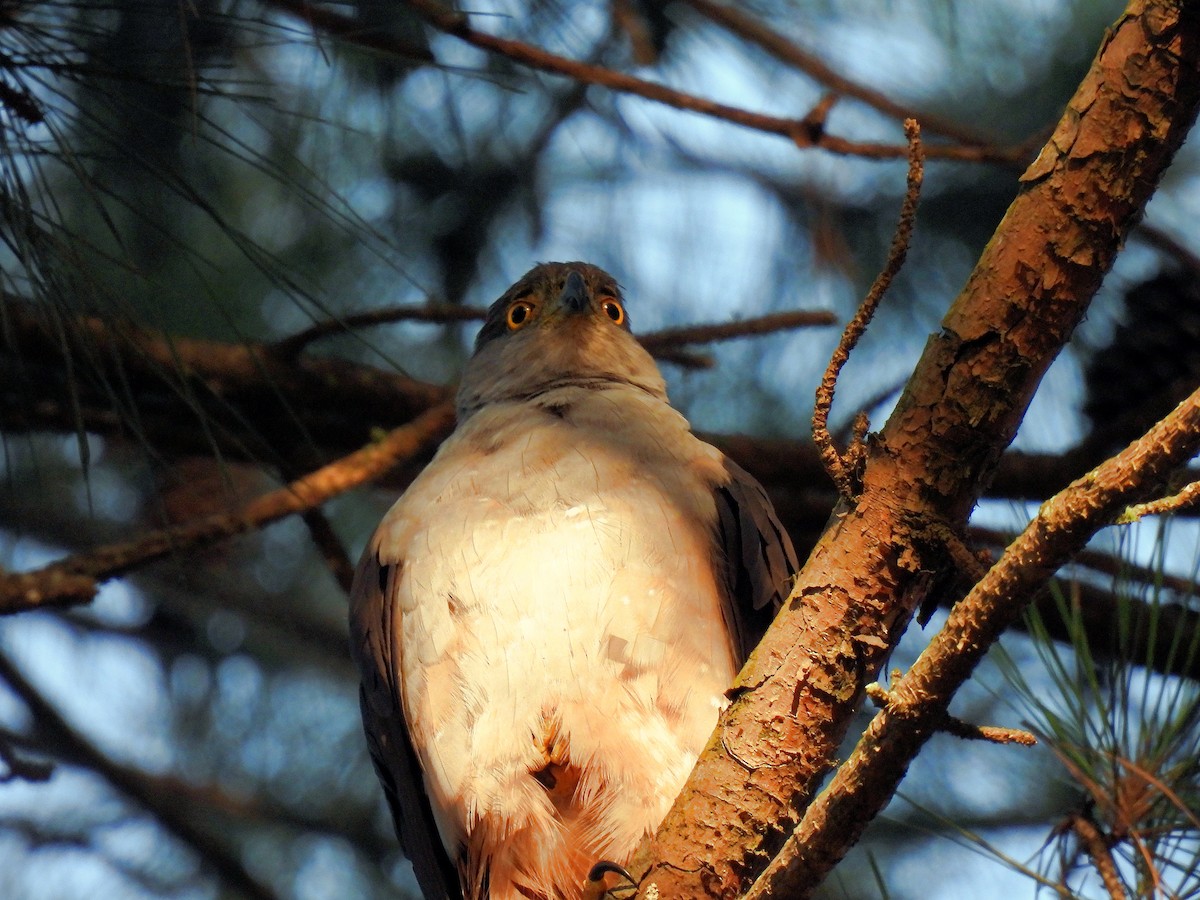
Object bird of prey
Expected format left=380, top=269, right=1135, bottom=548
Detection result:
left=350, top=262, right=797, bottom=900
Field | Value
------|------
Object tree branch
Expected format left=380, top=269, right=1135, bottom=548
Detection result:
left=0, top=651, right=275, bottom=900
left=813, top=119, right=923, bottom=497
left=748, top=383, right=1200, bottom=899
left=266, top=0, right=1018, bottom=163
left=631, top=2, right=1200, bottom=895
left=679, top=0, right=997, bottom=148
left=0, top=402, right=455, bottom=615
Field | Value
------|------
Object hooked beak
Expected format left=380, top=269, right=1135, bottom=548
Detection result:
left=556, top=271, right=589, bottom=315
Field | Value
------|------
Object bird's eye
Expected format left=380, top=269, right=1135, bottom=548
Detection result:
left=601, top=298, right=625, bottom=325
left=507, top=301, right=535, bottom=330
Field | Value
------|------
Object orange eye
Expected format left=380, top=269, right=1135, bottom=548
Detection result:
left=601, top=298, right=625, bottom=325
left=507, top=301, right=535, bottom=330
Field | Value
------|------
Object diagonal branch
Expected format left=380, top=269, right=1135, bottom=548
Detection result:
left=631, top=2, right=1200, bottom=895
left=680, top=0, right=994, bottom=147
left=0, top=402, right=455, bottom=615
left=264, top=0, right=1018, bottom=163
left=750, top=384, right=1200, bottom=897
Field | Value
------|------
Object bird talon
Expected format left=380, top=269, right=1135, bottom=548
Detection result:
left=583, top=860, right=637, bottom=899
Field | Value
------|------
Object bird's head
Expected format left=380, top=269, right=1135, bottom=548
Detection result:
left=456, top=262, right=667, bottom=419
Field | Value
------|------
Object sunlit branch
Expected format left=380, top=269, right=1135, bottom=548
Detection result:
left=864, top=684, right=1037, bottom=746
left=813, top=119, right=923, bottom=498
left=1120, top=478, right=1200, bottom=522
left=750, top=385, right=1200, bottom=898
left=0, top=402, right=456, bottom=615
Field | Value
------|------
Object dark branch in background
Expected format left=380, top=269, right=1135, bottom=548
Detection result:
left=639, top=308, right=837, bottom=351
left=0, top=729, right=53, bottom=784
left=264, top=0, right=435, bottom=63
left=263, top=0, right=1020, bottom=163
left=680, top=0, right=993, bottom=148
left=813, top=119, right=924, bottom=498
left=0, top=652, right=275, bottom=900
left=272, top=300, right=837, bottom=359
left=273, top=303, right=486, bottom=358
left=0, top=403, right=455, bottom=615
left=299, top=508, right=356, bottom=594
left=0, top=299, right=449, bottom=471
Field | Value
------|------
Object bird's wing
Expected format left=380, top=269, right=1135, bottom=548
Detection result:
left=349, top=544, right=460, bottom=900
left=713, top=458, right=800, bottom=662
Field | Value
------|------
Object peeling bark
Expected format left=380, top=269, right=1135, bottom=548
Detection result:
left=632, top=2, right=1200, bottom=895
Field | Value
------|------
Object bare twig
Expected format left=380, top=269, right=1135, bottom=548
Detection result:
left=1119, top=479, right=1200, bottom=522
left=865, top=683, right=1037, bottom=746
left=639, top=308, right=837, bottom=350
left=680, top=0, right=994, bottom=148
left=0, top=402, right=456, bottom=615
left=264, top=0, right=1018, bottom=163
left=813, top=118, right=924, bottom=497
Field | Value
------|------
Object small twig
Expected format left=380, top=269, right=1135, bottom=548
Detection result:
left=865, top=683, right=1036, bottom=746
left=843, top=411, right=870, bottom=484
left=0, top=403, right=456, bottom=615
left=1069, top=812, right=1125, bottom=900
left=813, top=118, right=924, bottom=497
left=639, top=308, right=837, bottom=351
left=1119, top=479, right=1200, bottom=523
left=680, top=0, right=995, bottom=150
left=937, top=717, right=1038, bottom=746
left=376, top=0, right=1014, bottom=164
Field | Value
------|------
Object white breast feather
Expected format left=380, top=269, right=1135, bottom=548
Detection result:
left=371, top=385, right=736, bottom=899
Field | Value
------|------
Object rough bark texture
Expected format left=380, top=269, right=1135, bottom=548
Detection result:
left=631, top=2, right=1200, bottom=895
left=757, top=385, right=1200, bottom=897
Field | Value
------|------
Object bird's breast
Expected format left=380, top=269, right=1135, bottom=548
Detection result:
left=375, top=390, right=739, bottom=857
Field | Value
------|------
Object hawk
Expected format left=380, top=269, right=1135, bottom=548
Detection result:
left=350, top=262, right=797, bottom=900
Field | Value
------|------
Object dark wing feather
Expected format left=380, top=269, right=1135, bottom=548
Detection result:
left=713, top=458, right=800, bottom=662
left=349, top=546, right=460, bottom=900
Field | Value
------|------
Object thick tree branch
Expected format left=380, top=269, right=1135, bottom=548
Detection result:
left=0, top=299, right=449, bottom=469
left=752, top=386, right=1200, bottom=896
left=631, top=2, right=1200, bottom=895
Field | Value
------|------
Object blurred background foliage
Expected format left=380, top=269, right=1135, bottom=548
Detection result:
left=2, top=0, right=1200, bottom=897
